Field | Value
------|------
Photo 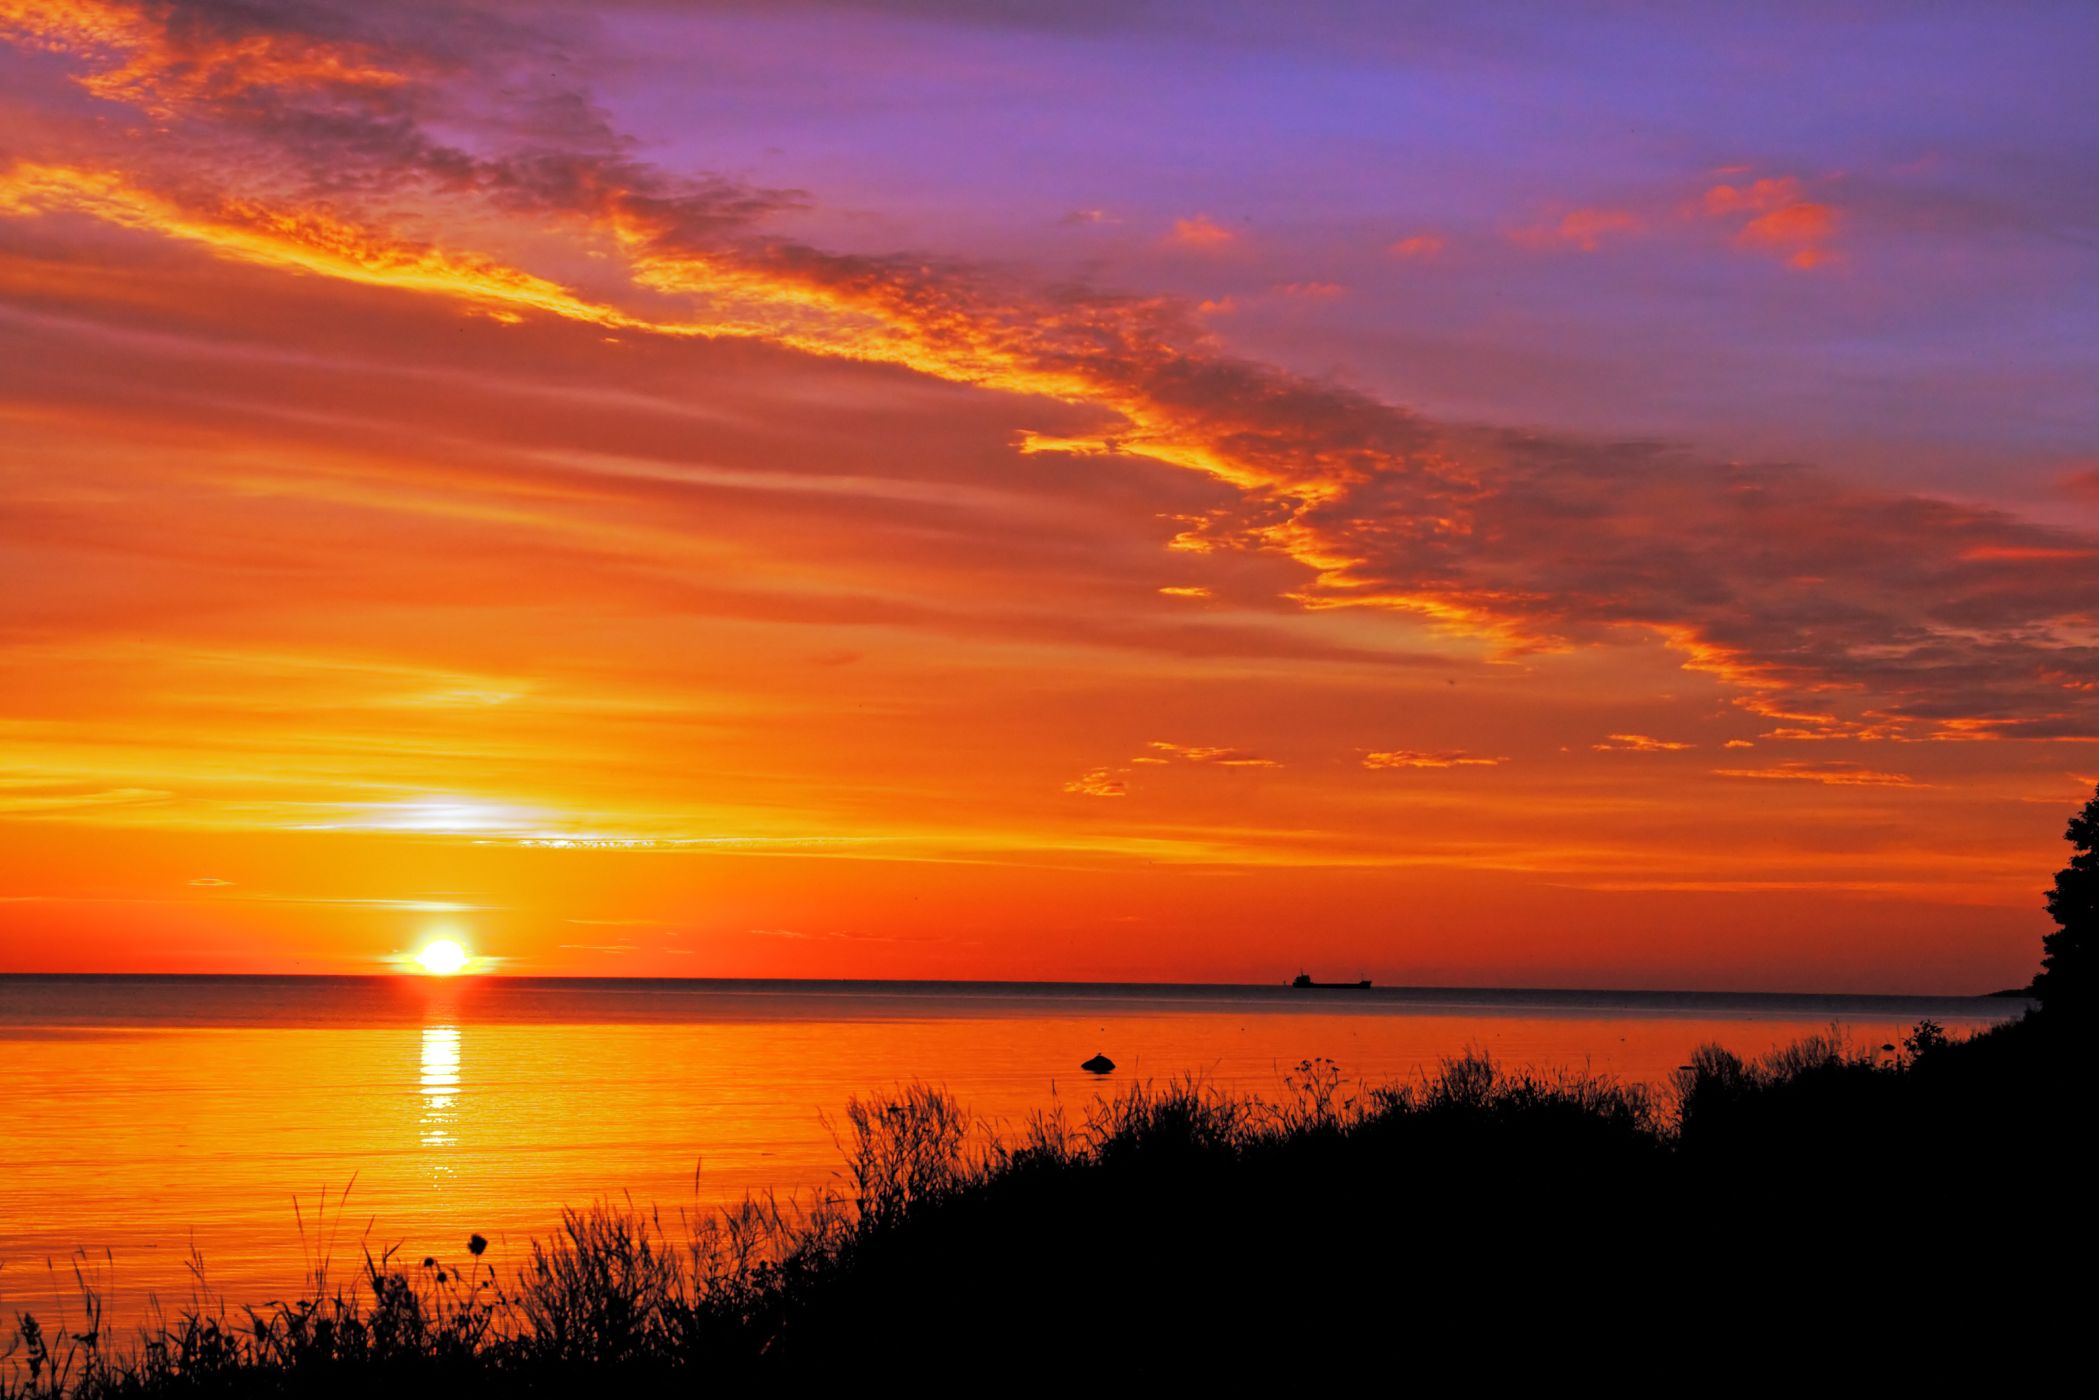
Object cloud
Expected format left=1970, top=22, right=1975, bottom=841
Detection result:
left=1957, top=545, right=2097, bottom=562
left=6, top=4, right=2099, bottom=768
left=1064, top=742, right=1277, bottom=796
left=0, top=0, right=409, bottom=116
left=1275, top=280, right=1344, bottom=299
left=1516, top=208, right=1640, bottom=252
left=1142, top=741, right=1278, bottom=767
left=0, top=779, right=172, bottom=814
left=1167, top=214, right=1236, bottom=248
left=1062, top=768, right=1128, bottom=797
left=751, top=926, right=957, bottom=945
left=1362, top=749, right=1506, bottom=769
left=1157, top=585, right=1211, bottom=598
left=1714, top=761, right=1920, bottom=787
left=1592, top=734, right=1693, bottom=753
left=187, top=876, right=234, bottom=887
left=1701, top=175, right=1838, bottom=269
left=1388, top=234, right=1444, bottom=259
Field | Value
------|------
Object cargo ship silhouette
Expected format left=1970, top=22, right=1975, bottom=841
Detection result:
left=1290, top=972, right=1372, bottom=989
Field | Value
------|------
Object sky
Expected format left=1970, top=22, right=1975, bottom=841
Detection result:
left=2, top=0, right=2097, bottom=992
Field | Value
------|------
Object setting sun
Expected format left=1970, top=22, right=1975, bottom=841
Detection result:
left=414, top=939, right=471, bottom=976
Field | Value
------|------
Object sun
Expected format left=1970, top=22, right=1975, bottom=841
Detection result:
left=414, top=939, right=472, bottom=976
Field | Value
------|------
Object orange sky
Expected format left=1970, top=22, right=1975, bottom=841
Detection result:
left=3, top=2, right=2096, bottom=992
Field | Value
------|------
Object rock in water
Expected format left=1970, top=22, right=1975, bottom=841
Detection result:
left=1080, top=1053, right=1115, bottom=1074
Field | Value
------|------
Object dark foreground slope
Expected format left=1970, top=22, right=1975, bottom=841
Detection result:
left=5, top=1015, right=2089, bottom=1394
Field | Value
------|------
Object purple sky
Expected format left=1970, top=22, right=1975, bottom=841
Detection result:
left=594, top=2, right=2098, bottom=503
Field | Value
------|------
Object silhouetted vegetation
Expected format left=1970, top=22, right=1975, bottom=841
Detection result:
left=2039, top=780, right=2099, bottom=1015
left=5, top=1014, right=2088, bottom=1393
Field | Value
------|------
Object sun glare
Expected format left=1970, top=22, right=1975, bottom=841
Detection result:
left=415, top=939, right=472, bottom=976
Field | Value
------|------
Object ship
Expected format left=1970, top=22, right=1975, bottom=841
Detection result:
left=1291, top=972, right=1372, bottom=990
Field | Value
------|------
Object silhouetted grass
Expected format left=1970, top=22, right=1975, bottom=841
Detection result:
left=5, top=1014, right=2088, bottom=1392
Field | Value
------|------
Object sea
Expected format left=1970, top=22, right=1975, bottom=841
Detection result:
left=0, top=975, right=2026, bottom=1327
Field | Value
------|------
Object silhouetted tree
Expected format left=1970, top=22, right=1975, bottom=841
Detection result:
left=2037, top=782, right=2099, bottom=1015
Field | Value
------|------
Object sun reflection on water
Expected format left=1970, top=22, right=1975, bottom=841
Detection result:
left=420, top=1025, right=461, bottom=1170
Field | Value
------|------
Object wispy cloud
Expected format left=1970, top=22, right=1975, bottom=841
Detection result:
left=1062, top=768, right=1128, bottom=797
left=1363, top=749, right=1506, bottom=770
left=1139, top=742, right=1279, bottom=768
left=1592, top=734, right=1693, bottom=753
left=1714, top=761, right=1920, bottom=787
left=1515, top=207, right=1640, bottom=252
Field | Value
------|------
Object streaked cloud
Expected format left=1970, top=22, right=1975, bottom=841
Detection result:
left=1592, top=734, right=1693, bottom=753
left=1362, top=750, right=1506, bottom=770
left=1140, top=742, right=1279, bottom=768
left=1714, top=761, right=1920, bottom=788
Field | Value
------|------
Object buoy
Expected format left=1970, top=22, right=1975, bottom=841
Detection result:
left=1080, top=1052, right=1115, bottom=1074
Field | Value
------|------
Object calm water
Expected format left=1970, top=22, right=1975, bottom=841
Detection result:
left=0, top=975, right=2025, bottom=1325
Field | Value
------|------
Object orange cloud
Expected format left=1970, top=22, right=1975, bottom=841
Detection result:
left=1061, top=769, right=1128, bottom=798
left=1700, top=177, right=1802, bottom=217
left=1593, top=734, right=1693, bottom=753
left=1714, top=762, right=1919, bottom=788
left=1362, top=750, right=1506, bottom=770
left=5, top=15, right=2098, bottom=776
left=1167, top=214, right=1236, bottom=249
left=0, top=164, right=644, bottom=333
left=1701, top=175, right=1838, bottom=269
left=0, top=0, right=406, bottom=114
left=1388, top=234, right=1444, bottom=259
left=1516, top=208, right=1640, bottom=252
left=10, top=142, right=2097, bottom=756
left=1142, top=742, right=1278, bottom=768
left=1959, top=544, right=2097, bottom=562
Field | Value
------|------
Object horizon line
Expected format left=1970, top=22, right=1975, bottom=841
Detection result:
left=0, top=969, right=2034, bottom=1003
